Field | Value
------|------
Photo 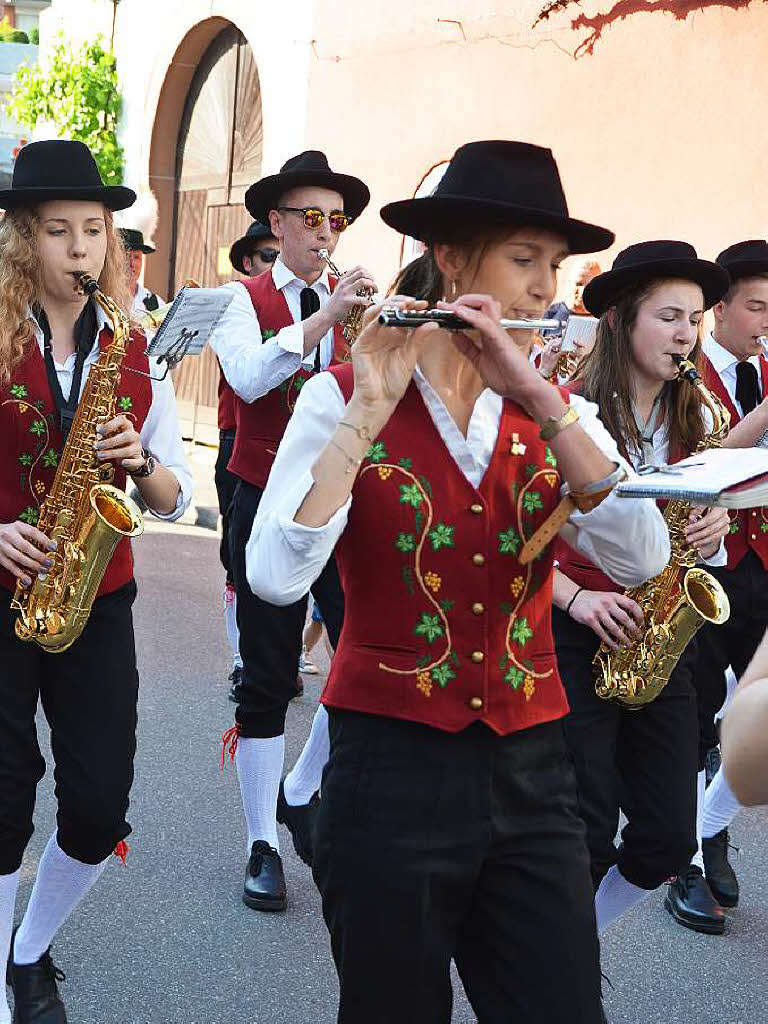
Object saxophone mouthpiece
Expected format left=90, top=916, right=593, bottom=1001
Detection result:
left=671, top=354, right=699, bottom=384
left=73, top=272, right=99, bottom=297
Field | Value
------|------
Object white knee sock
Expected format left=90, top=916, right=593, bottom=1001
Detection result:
left=284, top=704, right=330, bottom=806
left=223, top=586, right=242, bottom=670
left=702, top=766, right=743, bottom=839
left=0, top=870, right=20, bottom=1024
left=235, top=735, right=284, bottom=854
left=13, top=834, right=109, bottom=966
left=594, top=864, right=650, bottom=934
left=691, top=769, right=706, bottom=870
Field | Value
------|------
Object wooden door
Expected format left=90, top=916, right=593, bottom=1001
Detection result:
left=171, top=25, right=262, bottom=443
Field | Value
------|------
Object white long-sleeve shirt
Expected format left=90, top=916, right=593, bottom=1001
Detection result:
left=36, top=305, right=193, bottom=522
left=209, top=257, right=337, bottom=404
left=245, top=368, right=671, bottom=605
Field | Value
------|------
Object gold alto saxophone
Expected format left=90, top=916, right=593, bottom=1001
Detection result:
left=12, top=273, right=145, bottom=652
left=318, top=248, right=374, bottom=343
left=593, top=356, right=731, bottom=707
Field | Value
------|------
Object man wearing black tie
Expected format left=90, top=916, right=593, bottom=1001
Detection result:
left=209, top=152, right=375, bottom=911
left=670, top=240, right=768, bottom=931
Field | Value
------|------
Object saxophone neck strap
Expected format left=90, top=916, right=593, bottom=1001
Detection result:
left=38, top=301, right=98, bottom=442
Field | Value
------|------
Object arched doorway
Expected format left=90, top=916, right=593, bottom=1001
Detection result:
left=155, top=22, right=263, bottom=443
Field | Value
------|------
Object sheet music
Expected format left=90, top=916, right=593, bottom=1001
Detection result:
left=616, top=447, right=768, bottom=506
left=147, top=288, right=234, bottom=361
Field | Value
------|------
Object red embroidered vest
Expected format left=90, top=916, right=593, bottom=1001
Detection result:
left=217, top=367, right=236, bottom=432
left=701, top=352, right=768, bottom=571
left=227, top=273, right=348, bottom=489
left=322, top=364, right=570, bottom=736
left=0, top=328, right=152, bottom=596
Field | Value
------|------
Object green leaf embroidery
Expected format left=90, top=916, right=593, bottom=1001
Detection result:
left=395, top=532, right=416, bottom=553
left=18, top=453, right=33, bottom=467
left=400, top=564, right=416, bottom=596
left=9, top=384, right=27, bottom=399
left=414, top=613, right=445, bottom=644
left=440, top=599, right=455, bottom=612
left=431, top=663, right=456, bottom=688
left=29, top=419, right=46, bottom=437
left=398, top=457, right=412, bottom=470
left=34, top=399, right=45, bottom=411
left=279, top=381, right=290, bottom=393
left=42, top=449, right=58, bottom=469
left=522, top=491, right=544, bottom=514
left=293, top=377, right=306, bottom=392
left=498, top=527, right=521, bottom=555
left=729, top=521, right=740, bottom=535
left=118, top=396, right=133, bottom=412
left=500, top=601, right=513, bottom=616
left=428, top=523, right=455, bottom=551
left=262, top=329, right=277, bottom=340
left=511, top=617, right=534, bottom=646
left=418, top=475, right=433, bottom=498
left=399, top=483, right=423, bottom=508
left=524, top=463, right=538, bottom=479
left=504, top=666, right=525, bottom=690
left=761, top=522, right=768, bottom=534
left=18, top=506, right=39, bottom=526
left=366, top=441, right=388, bottom=463
left=545, top=446, right=557, bottom=468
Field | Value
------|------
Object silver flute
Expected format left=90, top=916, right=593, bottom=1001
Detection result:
left=378, top=308, right=563, bottom=332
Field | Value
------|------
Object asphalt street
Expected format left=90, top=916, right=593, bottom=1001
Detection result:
left=13, top=504, right=768, bottom=1023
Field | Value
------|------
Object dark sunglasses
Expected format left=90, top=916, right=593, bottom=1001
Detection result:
left=278, top=207, right=350, bottom=233
left=251, top=247, right=279, bottom=264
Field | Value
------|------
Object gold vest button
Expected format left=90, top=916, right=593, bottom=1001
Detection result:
left=471, top=651, right=484, bottom=664
left=472, top=602, right=485, bottom=615
left=470, top=503, right=483, bottom=515
left=469, top=697, right=484, bottom=711
left=472, top=553, right=485, bottom=566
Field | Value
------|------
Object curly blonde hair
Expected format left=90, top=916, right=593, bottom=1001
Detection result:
left=0, top=205, right=133, bottom=384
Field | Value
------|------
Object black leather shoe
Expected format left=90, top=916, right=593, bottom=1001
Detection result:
left=276, top=780, right=319, bottom=867
left=227, top=666, right=242, bottom=704
left=242, top=841, right=287, bottom=912
left=7, top=942, right=68, bottom=1023
left=664, top=865, right=725, bottom=935
left=703, top=829, right=740, bottom=907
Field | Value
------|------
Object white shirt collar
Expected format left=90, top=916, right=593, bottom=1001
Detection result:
left=30, top=300, right=111, bottom=364
left=272, top=254, right=330, bottom=294
left=703, top=331, right=761, bottom=374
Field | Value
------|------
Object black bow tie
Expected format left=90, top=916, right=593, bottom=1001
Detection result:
left=300, top=287, right=322, bottom=373
left=735, top=360, right=760, bottom=415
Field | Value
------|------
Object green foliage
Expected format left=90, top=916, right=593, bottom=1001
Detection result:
left=5, top=34, right=124, bottom=185
left=0, top=17, right=28, bottom=43
left=29, top=28, right=40, bottom=45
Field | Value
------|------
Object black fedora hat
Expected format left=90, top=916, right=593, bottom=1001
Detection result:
left=229, top=222, right=276, bottom=275
left=119, top=228, right=154, bottom=254
left=245, top=151, right=370, bottom=224
left=716, top=239, right=768, bottom=284
left=380, top=140, right=615, bottom=255
left=582, top=240, right=730, bottom=317
left=0, top=140, right=135, bottom=212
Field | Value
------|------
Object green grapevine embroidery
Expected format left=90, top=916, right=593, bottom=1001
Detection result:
left=118, top=396, right=133, bottom=412
left=414, top=613, right=445, bottom=644
left=18, top=453, right=33, bottom=467
left=366, top=441, right=388, bottom=463
left=511, top=618, right=534, bottom=645
left=42, top=449, right=59, bottom=469
left=545, top=446, right=557, bottom=468
left=18, top=506, right=39, bottom=526
left=431, top=663, right=456, bottom=688
left=498, top=527, right=521, bottom=555
left=30, top=419, right=46, bottom=437
left=399, top=483, right=423, bottom=508
left=522, top=491, right=544, bottom=514
left=262, top=329, right=277, bottom=340
left=428, top=523, right=454, bottom=550
left=9, top=384, right=27, bottom=399
left=395, top=532, right=416, bottom=553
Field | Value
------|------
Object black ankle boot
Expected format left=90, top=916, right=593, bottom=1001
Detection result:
left=242, top=841, right=287, bottom=912
left=7, top=945, right=67, bottom=1024
left=703, top=828, right=740, bottom=907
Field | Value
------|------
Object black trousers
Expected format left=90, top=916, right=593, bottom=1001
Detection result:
left=693, top=550, right=768, bottom=765
left=553, top=607, right=698, bottom=891
left=228, top=480, right=344, bottom=738
left=313, top=710, right=603, bottom=1024
left=0, top=582, right=139, bottom=873
left=214, top=429, right=238, bottom=582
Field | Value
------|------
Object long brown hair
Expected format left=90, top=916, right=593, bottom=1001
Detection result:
left=0, top=205, right=132, bottom=384
left=579, top=278, right=707, bottom=461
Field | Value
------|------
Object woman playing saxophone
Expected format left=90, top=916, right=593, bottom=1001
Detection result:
left=551, top=241, right=733, bottom=940
left=0, top=140, right=192, bottom=1024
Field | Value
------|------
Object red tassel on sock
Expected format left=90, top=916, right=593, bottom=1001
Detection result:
left=221, top=723, right=241, bottom=767
left=114, top=841, right=130, bottom=866
left=221, top=583, right=236, bottom=615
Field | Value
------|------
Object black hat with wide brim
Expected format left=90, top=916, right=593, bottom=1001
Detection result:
left=582, top=240, right=730, bottom=317
left=380, top=140, right=615, bottom=255
left=0, top=140, right=136, bottom=211
left=716, top=239, right=768, bottom=284
left=119, top=228, right=154, bottom=254
left=229, top=222, right=276, bottom=274
left=245, top=150, right=370, bottom=224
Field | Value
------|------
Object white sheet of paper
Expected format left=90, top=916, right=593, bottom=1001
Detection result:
left=616, top=447, right=768, bottom=506
left=147, top=288, right=234, bottom=360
